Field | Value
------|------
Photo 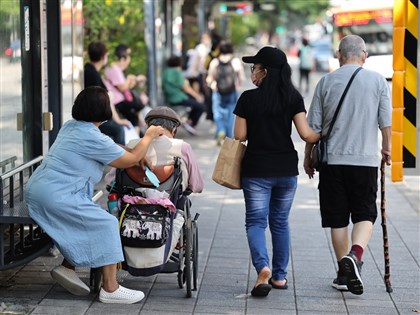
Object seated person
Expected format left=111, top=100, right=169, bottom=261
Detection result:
left=84, top=41, right=131, bottom=145
left=25, top=87, right=165, bottom=304
left=162, top=56, right=206, bottom=135
left=127, top=106, right=204, bottom=194
left=104, top=44, right=147, bottom=135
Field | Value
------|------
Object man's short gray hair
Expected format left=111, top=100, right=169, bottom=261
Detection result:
left=147, top=117, right=178, bottom=132
left=338, top=35, right=366, bottom=61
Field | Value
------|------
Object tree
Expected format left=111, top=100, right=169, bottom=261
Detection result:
left=83, top=0, right=146, bottom=74
left=0, top=1, right=20, bottom=53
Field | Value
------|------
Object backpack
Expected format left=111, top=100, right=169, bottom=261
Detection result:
left=215, top=60, right=236, bottom=95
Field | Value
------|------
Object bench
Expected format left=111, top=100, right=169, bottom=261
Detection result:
left=0, top=156, right=52, bottom=270
left=0, top=156, right=104, bottom=271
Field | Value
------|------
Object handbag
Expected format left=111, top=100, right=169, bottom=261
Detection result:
left=122, top=211, right=184, bottom=276
left=311, top=139, right=328, bottom=170
left=119, top=203, right=173, bottom=248
left=312, top=67, right=362, bottom=170
left=212, top=137, right=246, bottom=189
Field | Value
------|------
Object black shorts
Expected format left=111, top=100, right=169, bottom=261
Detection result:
left=319, top=165, right=378, bottom=228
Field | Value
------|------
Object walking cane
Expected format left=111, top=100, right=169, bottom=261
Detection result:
left=380, top=158, right=393, bottom=293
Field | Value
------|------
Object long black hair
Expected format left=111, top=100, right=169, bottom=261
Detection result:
left=258, top=62, right=297, bottom=116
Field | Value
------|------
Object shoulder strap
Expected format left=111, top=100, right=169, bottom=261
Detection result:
left=325, top=67, right=362, bottom=140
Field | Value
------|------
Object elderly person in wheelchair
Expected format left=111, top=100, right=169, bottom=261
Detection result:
left=112, top=107, right=203, bottom=295
left=126, top=106, right=204, bottom=195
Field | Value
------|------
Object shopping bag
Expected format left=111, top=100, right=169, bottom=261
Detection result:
left=212, top=137, right=246, bottom=189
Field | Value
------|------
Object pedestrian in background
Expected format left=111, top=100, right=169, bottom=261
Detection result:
left=162, top=55, right=205, bottom=135
left=184, top=32, right=211, bottom=96
left=298, top=38, right=313, bottom=94
left=84, top=41, right=130, bottom=145
left=304, top=35, right=392, bottom=295
left=207, top=40, right=244, bottom=145
left=234, top=47, right=320, bottom=297
left=203, top=31, right=223, bottom=121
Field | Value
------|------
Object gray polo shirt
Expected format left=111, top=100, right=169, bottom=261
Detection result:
left=308, top=64, right=392, bottom=167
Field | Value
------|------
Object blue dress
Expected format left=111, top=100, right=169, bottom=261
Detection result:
left=25, top=120, right=126, bottom=268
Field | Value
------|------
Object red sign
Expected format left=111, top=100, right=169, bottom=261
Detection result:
left=334, top=9, right=392, bottom=26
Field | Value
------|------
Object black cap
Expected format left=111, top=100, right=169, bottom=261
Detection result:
left=145, top=106, right=181, bottom=127
left=242, top=46, right=287, bottom=69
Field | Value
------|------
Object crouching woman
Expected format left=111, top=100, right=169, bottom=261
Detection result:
left=25, top=87, right=164, bottom=304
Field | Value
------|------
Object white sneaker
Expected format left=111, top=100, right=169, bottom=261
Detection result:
left=99, top=285, right=145, bottom=304
left=50, top=265, right=90, bottom=296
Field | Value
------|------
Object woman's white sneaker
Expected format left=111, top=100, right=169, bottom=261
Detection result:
left=99, top=285, right=145, bottom=304
left=50, top=265, right=90, bottom=296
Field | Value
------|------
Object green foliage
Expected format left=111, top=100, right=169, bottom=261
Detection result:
left=222, top=0, right=330, bottom=46
left=228, top=14, right=259, bottom=46
left=251, top=0, right=330, bottom=31
left=0, top=0, right=19, bottom=52
left=83, top=0, right=146, bottom=74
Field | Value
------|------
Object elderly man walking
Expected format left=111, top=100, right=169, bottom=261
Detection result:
left=304, top=35, right=392, bottom=295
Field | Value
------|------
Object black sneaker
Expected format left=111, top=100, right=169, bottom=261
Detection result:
left=332, top=275, right=348, bottom=291
left=340, top=252, right=364, bottom=295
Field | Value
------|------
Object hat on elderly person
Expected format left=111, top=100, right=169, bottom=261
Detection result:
left=145, top=106, right=181, bottom=127
left=242, top=46, right=287, bottom=69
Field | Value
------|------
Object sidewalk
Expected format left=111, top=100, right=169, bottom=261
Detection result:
left=0, top=117, right=418, bottom=315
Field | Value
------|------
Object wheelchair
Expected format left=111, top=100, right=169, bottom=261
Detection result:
left=90, top=157, right=199, bottom=298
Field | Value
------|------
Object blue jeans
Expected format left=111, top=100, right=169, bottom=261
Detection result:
left=212, top=91, right=237, bottom=138
left=242, top=176, right=297, bottom=281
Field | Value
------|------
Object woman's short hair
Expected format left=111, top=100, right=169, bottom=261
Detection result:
left=72, top=86, right=112, bottom=122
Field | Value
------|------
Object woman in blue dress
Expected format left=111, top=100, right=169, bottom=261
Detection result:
left=25, top=86, right=164, bottom=304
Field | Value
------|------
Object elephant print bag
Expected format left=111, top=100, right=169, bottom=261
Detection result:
left=119, top=202, right=173, bottom=248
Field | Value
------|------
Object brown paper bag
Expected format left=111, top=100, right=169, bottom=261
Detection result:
left=212, top=137, right=246, bottom=189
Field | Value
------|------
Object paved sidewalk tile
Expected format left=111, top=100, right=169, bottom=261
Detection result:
left=1, top=117, right=418, bottom=315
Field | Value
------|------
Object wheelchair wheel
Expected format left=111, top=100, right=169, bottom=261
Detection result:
left=177, top=226, right=186, bottom=289
left=184, top=214, right=192, bottom=298
left=192, top=220, right=198, bottom=291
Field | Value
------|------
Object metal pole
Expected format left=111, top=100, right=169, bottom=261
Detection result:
left=46, top=0, right=62, bottom=146
left=144, top=0, right=158, bottom=108
left=198, top=0, right=206, bottom=36
left=20, top=0, right=43, bottom=161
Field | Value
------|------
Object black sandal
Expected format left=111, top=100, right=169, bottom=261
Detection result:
left=269, top=277, right=288, bottom=289
left=251, top=283, right=272, bottom=297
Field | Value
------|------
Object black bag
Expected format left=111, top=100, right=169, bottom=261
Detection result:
left=130, top=89, right=145, bottom=111
left=119, top=203, right=172, bottom=248
left=216, top=60, right=236, bottom=95
left=312, top=139, right=328, bottom=170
